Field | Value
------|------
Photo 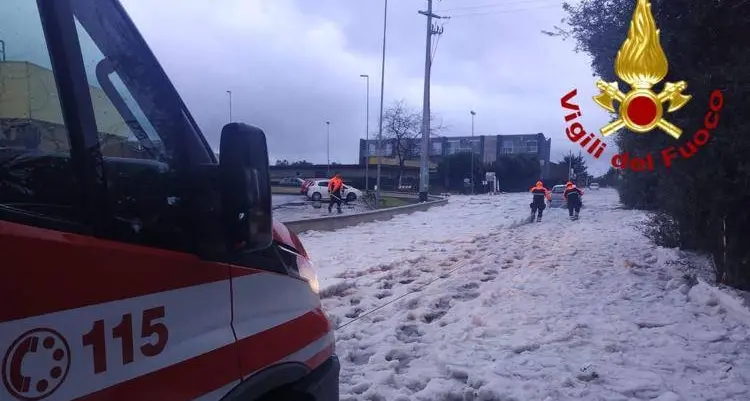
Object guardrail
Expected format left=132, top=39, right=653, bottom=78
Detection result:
left=283, top=196, right=448, bottom=234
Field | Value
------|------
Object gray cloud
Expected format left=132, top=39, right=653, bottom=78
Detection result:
left=121, top=0, right=615, bottom=175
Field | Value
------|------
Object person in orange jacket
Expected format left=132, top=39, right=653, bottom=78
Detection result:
left=327, top=172, right=344, bottom=214
left=564, top=182, right=584, bottom=220
left=529, top=180, right=550, bottom=222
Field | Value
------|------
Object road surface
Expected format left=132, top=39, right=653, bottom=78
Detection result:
left=299, top=190, right=750, bottom=401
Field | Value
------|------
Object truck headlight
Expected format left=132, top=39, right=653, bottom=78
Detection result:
left=298, top=256, right=320, bottom=294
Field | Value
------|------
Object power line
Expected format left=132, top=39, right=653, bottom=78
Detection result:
left=448, top=4, right=561, bottom=18
left=432, top=0, right=446, bottom=61
left=336, top=255, right=477, bottom=331
left=335, top=214, right=537, bottom=331
left=441, top=0, right=561, bottom=12
left=431, top=19, right=448, bottom=64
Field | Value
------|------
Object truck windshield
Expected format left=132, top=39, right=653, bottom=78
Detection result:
left=70, top=0, right=212, bottom=164
left=1, top=0, right=214, bottom=248
left=1, top=1, right=78, bottom=221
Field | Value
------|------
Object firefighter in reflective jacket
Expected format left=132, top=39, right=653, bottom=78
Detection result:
left=529, top=181, right=550, bottom=222
left=328, top=172, right=344, bottom=214
left=564, top=182, right=584, bottom=219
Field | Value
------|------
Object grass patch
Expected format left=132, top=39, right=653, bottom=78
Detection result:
left=378, top=196, right=414, bottom=208
left=271, top=186, right=301, bottom=194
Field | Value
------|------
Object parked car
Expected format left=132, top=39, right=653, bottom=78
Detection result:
left=589, top=182, right=600, bottom=190
left=1, top=2, right=339, bottom=400
left=301, top=178, right=319, bottom=194
left=279, top=177, right=304, bottom=187
left=548, top=185, right=567, bottom=208
left=306, top=180, right=363, bottom=202
left=548, top=184, right=584, bottom=208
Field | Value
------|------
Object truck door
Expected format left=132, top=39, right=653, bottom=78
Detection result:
left=1, top=0, right=242, bottom=399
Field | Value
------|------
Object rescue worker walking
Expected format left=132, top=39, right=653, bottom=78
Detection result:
left=529, top=181, right=550, bottom=222
left=564, top=181, right=584, bottom=220
left=328, top=172, right=344, bottom=214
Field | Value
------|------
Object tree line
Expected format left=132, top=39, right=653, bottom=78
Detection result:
left=548, top=0, right=750, bottom=289
left=380, top=100, right=599, bottom=192
left=274, top=99, right=599, bottom=193
left=434, top=150, right=595, bottom=193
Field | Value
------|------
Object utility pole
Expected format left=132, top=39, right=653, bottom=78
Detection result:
left=226, top=90, right=233, bottom=123
left=376, top=0, right=389, bottom=208
left=568, top=149, right=573, bottom=182
left=360, top=74, right=370, bottom=192
left=326, top=121, right=331, bottom=176
left=470, top=110, right=476, bottom=195
left=418, top=0, right=445, bottom=202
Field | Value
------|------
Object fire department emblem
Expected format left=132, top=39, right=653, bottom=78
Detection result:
left=593, top=0, right=691, bottom=139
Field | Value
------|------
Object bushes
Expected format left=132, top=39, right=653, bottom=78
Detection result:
left=643, top=212, right=680, bottom=249
left=489, top=154, right=541, bottom=192
left=559, top=0, right=750, bottom=289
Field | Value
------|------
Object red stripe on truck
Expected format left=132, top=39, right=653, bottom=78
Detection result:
left=0, top=220, right=258, bottom=323
left=305, top=343, right=335, bottom=370
left=74, top=310, right=333, bottom=401
left=236, top=308, right=332, bottom=376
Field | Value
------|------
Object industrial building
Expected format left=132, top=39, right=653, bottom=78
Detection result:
left=359, top=133, right=552, bottom=178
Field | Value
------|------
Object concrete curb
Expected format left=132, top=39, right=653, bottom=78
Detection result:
left=283, top=197, right=448, bottom=234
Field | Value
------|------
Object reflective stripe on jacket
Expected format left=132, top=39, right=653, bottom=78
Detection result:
left=530, top=185, right=551, bottom=201
left=564, top=187, right=583, bottom=201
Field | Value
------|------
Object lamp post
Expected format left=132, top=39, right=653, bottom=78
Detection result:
left=226, top=90, right=232, bottom=123
left=470, top=110, right=476, bottom=195
left=360, top=74, right=370, bottom=192
left=326, top=121, right=331, bottom=176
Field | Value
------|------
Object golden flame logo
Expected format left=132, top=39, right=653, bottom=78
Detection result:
left=593, top=0, right=691, bottom=139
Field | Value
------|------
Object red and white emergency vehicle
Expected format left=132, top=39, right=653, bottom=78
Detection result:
left=0, top=0, right=339, bottom=400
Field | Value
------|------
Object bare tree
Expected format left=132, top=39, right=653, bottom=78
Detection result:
left=383, top=100, right=421, bottom=187
left=430, top=113, right=448, bottom=137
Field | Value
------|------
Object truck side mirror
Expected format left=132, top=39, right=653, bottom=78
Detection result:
left=219, top=123, right=273, bottom=252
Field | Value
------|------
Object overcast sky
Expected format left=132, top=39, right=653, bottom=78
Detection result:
left=120, top=0, right=614, bottom=175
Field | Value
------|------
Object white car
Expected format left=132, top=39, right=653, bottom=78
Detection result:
left=589, top=183, right=600, bottom=190
left=306, top=179, right=363, bottom=202
left=548, top=184, right=584, bottom=208
left=548, top=185, right=567, bottom=208
left=278, top=177, right=305, bottom=187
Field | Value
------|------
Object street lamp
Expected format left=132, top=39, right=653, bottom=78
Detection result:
left=470, top=110, right=476, bottom=195
left=375, top=0, right=389, bottom=208
left=360, top=74, right=370, bottom=192
left=326, top=121, right=331, bottom=176
left=226, top=90, right=233, bottom=123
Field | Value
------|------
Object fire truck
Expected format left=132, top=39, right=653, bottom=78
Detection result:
left=0, top=0, right=339, bottom=400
